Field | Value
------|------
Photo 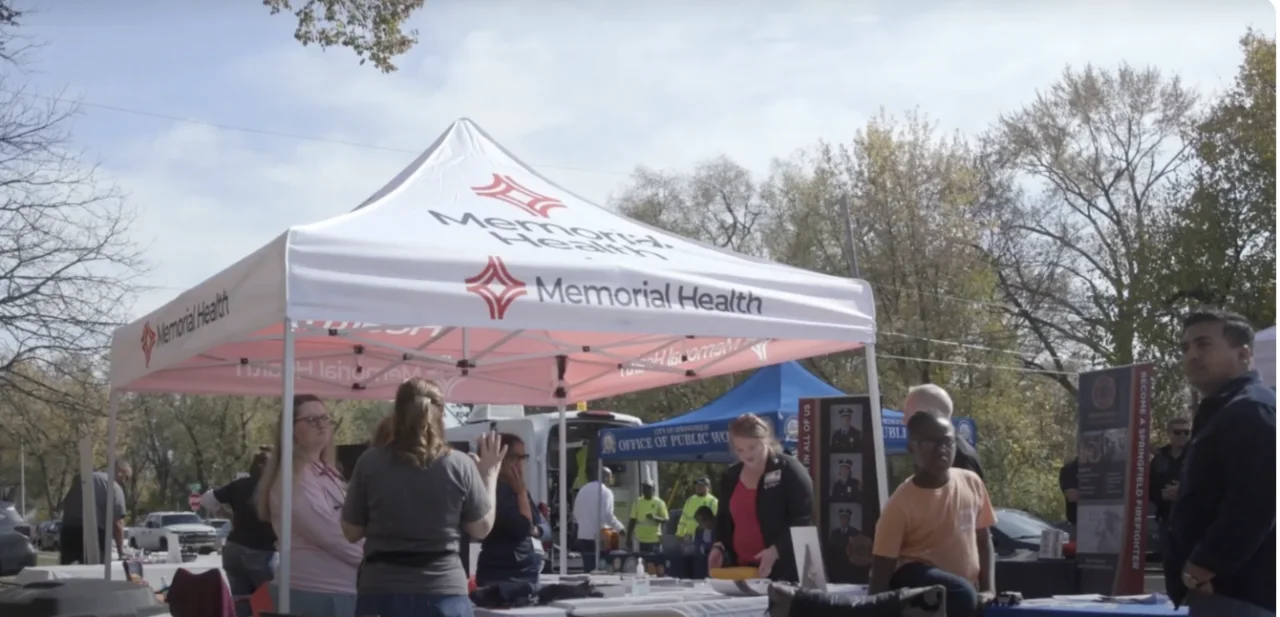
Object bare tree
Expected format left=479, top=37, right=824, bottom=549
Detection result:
left=614, top=156, right=769, bottom=256
left=0, top=14, right=146, bottom=404
left=983, top=63, right=1198, bottom=394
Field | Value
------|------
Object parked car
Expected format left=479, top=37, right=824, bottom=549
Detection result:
left=127, top=512, right=218, bottom=554
left=0, top=501, right=37, bottom=575
left=207, top=518, right=231, bottom=552
left=35, top=520, right=61, bottom=551
left=991, top=508, right=1066, bottom=556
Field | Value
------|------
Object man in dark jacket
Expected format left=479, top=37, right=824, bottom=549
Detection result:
left=903, top=384, right=985, bottom=481
left=1148, top=416, right=1190, bottom=560
left=1166, top=309, right=1275, bottom=612
left=1058, top=457, right=1079, bottom=526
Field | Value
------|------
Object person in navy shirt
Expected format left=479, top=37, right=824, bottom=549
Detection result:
left=1167, top=309, right=1275, bottom=613
left=475, top=434, right=546, bottom=586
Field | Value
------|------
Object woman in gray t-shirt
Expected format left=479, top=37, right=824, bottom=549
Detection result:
left=340, top=378, right=506, bottom=617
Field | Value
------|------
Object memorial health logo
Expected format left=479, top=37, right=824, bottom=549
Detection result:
left=140, top=321, right=157, bottom=368
left=465, top=256, right=527, bottom=320
left=472, top=173, right=566, bottom=219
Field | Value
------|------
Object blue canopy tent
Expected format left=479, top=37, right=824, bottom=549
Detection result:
left=598, top=362, right=975, bottom=463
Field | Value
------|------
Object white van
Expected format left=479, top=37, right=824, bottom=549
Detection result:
left=445, top=405, right=657, bottom=568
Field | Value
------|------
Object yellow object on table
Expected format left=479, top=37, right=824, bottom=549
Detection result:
left=709, top=567, right=758, bottom=580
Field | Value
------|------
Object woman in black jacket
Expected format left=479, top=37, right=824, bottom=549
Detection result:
left=708, top=413, right=814, bottom=582
left=475, top=434, right=547, bottom=586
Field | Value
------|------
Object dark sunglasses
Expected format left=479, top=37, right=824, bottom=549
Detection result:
left=914, top=436, right=956, bottom=450
left=1172, top=429, right=1190, bottom=436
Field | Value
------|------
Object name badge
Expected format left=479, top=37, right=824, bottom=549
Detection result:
left=763, top=470, right=782, bottom=488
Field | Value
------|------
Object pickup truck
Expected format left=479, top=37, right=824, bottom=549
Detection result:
left=127, top=512, right=219, bottom=554
left=208, top=518, right=231, bottom=552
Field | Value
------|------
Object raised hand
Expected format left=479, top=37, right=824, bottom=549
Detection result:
left=475, top=431, right=507, bottom=480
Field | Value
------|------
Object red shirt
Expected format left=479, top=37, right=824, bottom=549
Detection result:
left=729, top=480, right=765, bottom=565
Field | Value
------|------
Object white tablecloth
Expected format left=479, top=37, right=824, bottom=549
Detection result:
left=13, top=555, right=224, bottom=591
left=477, top=582, right=866, bottom=617
left=474, top=607, right=569, bottom=617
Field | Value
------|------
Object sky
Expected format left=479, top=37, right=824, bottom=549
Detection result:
left=15, top=0, right=1277, bottom=321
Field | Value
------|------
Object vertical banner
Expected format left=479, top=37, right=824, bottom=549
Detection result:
left=798, top=398, right=818, bottom=475
left=1076, top=364, right=1153, bottom=595
left=800, top=395, right=883, bottom=584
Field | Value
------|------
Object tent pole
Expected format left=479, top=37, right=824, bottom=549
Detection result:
left=841, top=193, right=888, bottom=509
left=864, top=344, right=889, bottom=510
left=558, top=400, right=568, bottom=575
left=78, top=436, right=98, bottom=565
left=595, top=461, right=603, bottom=573
left=102, top=390, right=120, bottom=579
left=278, top=318, right=297, bottom=614
left=555, top=355, right=569, bottom=576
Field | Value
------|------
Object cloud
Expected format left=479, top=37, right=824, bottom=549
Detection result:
left=40, top=2, right=1274, bottom=319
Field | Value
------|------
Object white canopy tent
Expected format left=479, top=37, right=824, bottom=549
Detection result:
left=101, top=119, right=881, bottom=612
left=1255, top=326, right=1275, bottom=387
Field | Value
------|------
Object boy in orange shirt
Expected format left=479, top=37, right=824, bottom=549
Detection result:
left=870, top=410, right=996, bottom=617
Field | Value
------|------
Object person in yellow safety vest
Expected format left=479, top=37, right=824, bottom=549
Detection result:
left=675, top=477, right=719, bottom=540
left=572, top=447, right=589, bottom=490
left=627, top=483, right=669, bottom=554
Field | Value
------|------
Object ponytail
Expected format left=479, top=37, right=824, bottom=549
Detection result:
left=389, top=378, right=449, bottom=467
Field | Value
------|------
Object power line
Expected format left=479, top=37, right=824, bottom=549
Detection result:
left=875, top=353, right=1077, bottom=376
left=6, top=88, right=633, bottom=178
left=878, top=329, right=1095, bottom=364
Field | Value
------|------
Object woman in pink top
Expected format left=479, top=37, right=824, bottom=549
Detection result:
left=257, top=394, right=364, bottom=617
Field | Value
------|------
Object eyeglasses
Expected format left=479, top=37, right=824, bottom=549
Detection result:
left=914, top=436, right=956, bottom=450
left=1172, top=430, right=1190, bottom=436
left=295, top=414, right=332, bottom=428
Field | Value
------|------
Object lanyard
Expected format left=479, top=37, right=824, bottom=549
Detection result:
left=313, top=462, right=347, bottom=509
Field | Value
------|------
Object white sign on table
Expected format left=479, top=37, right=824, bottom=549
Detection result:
left=791, top=526, right=829, bottom=592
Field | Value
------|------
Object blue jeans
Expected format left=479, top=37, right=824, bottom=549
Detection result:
left=269, top=585, right=357, bottom=617
left=356, top=593, right=474, bottom=617
left=890, top=562, right=979, bottom=617
left=222, top=542, right=277, bottom=617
